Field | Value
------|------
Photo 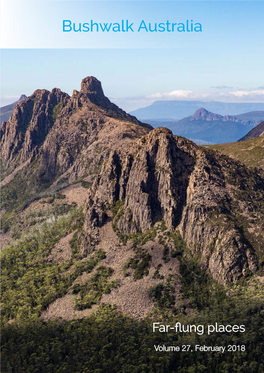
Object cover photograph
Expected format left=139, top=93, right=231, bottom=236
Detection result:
left=0, top=1, right=264, bottom=372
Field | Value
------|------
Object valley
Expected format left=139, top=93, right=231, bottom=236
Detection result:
left=1, top=77, right=264, bottom=373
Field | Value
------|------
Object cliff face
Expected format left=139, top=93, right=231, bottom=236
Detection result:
left=0, top=77, right=151, bottom=183
left=179, top=149, right=263, bottom=284
left=85, top=127, right=264, bottom=284
left=0, top=94, right=27, bottom=125
left=1, top=77, right=264, bottom=287
left=0, top=89, right=68, bottom=166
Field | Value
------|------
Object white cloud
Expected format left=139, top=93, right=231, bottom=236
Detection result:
left=112, top=88, right=264, bottom=111
left=224, top=89, right=264, bottom=100
left=145, top=88, right=264, bottom=103
left=146, top=90, right=215, bottom=101
left=148, top=90, right=195, bottom=99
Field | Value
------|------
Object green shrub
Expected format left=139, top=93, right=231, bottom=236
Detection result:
left=148, top=279, right=175, bottom=309
left=0, top=207, right=104, bottom=322
left=124, top=249, right=152, bottom=280
left=81, top=181, right=92, bottom=189
left=74, top=266, right=117, bottom=310
left=162, top=246, right=170, bottom=263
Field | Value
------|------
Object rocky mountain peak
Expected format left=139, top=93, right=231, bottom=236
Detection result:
left=72, top=76, right=152, bottom=128
left=0, top=88, right=69, bottom=166
left=193, top=107, right=209, bottom=119
left=19, top=94, right=27, bottom=101
left=192, top=107, right=236, bottom=122
left=0, top=76, right=151, bottom=181
left=81, top=76, right=105, bottom=96
left=79, top=76, right=109, bottom=108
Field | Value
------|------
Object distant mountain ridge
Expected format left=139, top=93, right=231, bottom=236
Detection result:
left=190, top=108, right=263, bottom=125
left=0, top=95, right=27, bottom=125
left=236, top=111, right=264, bottom=122
left=130, top=100, right=264, bottom=119
left=146, top=108, right=264, bottom=144
left=239, top=121, right=264, bottom=141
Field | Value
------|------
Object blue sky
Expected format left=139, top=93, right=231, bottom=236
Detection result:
left=1, top=1, right=264, bottom=110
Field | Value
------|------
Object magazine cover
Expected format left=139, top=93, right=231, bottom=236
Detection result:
left=1, top=1, right=264, bottom=372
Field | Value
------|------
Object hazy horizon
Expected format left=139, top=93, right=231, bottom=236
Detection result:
left=1, top=1, right=264, bottom=110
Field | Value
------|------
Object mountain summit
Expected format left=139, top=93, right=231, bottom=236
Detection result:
left=81, top=76, right=104, bottom=93
left=192, top=108, right=239, bottom=122
left=192, top=107, right=210, bottom=120
left=78, top=76, right=142, bottom=120
left=18, top=94, right=27, bottom=101
left=147, top=108, right=263, bottom=144
left=130, top=100, right=264, bottom=119
left=79, top=76, right=110, bottom=107
left=0, top=76, right=152, bottom=184
left=0, top=94, right=27, bottom=125
left=1, top=77, right=264, bottom=328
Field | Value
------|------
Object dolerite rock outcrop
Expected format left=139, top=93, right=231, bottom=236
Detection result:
left=0, top=89, right=69, bottom=167
left=1, top=77, right=263, bottom=285
left=85, top=127, right=264, bottom=284
left=0, top=77, right=151, bottom=183
left=0, top=94, right=27, bottom=125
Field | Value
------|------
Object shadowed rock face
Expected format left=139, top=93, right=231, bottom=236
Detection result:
left=0, top=77, right=152, bottom=182
left=77, top=76, right=146, bottom=123
left=85, top=127, right=264, bottom=284
left=79, top=76, right=110, bottom=108
left=0, top=95, right=27, bottom=126
left=86, top=128, right=196, bottom=231
left=81, top=76, right=104, bottom=94
left=0, top=89, right=69, bottom=166
left=118, top=129, right=196, bottom=231
left=80, top=76, right=116, bottom=110
left=80, top=76, right=107, bottom=105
